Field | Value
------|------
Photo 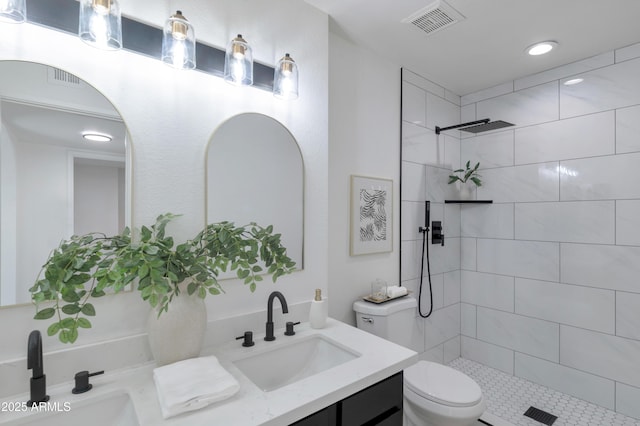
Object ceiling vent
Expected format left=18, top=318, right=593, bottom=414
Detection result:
left=402, top=0, right=465, bottom=36
left=47, top=67, right=81, bottom=87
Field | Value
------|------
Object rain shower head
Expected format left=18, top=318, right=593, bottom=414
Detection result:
left=435, top=119, right=515, bottom=135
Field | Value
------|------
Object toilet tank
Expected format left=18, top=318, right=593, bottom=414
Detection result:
left=353, top=297, right=417, bottom=349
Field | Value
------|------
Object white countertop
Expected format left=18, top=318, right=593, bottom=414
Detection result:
left=0, top=319, right=418, bottom=425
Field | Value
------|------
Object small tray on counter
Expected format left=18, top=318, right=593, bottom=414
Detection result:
left=362, top=291, right=410, bottom=304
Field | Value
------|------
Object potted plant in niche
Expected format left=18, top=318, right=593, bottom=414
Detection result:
left=448, top=160, right=482, bottom=200
left=29, top=213, right=295, bottom=365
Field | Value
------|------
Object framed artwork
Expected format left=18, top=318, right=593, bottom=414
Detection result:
left=350, top=175, right=393, bottom=256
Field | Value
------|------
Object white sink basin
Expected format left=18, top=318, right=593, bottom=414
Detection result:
left=233, top=334, right=360, bottom=392
left=7, top=392, right=139, bottom=426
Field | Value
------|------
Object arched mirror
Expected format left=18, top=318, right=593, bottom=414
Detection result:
left=206, top=113, right=303, bottom=275
left=0, top=61, right=130, bottom=307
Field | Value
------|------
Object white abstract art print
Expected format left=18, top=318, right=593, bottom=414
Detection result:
left=350, top=175, right=393, bottom=255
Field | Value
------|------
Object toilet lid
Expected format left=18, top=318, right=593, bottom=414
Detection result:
left=404, top=361, right=482, bottom=407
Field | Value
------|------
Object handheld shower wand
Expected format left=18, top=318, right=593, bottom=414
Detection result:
left=419, top=200, right=430, bottom=234
left=417, top=201, right=434, bottom=318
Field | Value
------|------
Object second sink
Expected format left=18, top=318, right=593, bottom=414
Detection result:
left=233, top=334, right=359, bottom=392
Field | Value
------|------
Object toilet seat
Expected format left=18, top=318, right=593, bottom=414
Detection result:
left=404, top=361, right=482, bottom=408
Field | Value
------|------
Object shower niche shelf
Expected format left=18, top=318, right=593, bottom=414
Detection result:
left=444, top=200, right=493, bottom=204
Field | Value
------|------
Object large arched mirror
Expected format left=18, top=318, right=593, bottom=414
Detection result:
left=0, top=61, right=130, bottom=307
left=206, top=113, right=303, bottom=274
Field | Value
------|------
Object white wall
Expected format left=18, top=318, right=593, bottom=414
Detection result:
left=0, top=0, right=328, bottom=397
left=0, top=116, right=18, bottom=306
left=327, top=32, right=400, bottom=325
left=459, top=42, right=640, bottom=419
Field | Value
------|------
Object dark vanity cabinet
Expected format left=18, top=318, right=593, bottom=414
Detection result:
left=291, top=372, right=403, bottom=426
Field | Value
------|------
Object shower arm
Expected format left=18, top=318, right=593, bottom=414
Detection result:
left=435, top=119, right=490, bottom=135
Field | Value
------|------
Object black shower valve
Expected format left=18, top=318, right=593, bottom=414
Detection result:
left=431, top=221, right=444, bottom=246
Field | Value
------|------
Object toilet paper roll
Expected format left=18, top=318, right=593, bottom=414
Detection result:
left=386, top=285, right=408, bottom=299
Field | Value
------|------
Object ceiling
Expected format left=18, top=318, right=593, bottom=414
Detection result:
left=305, top=0, right=640, bottom=95
left=1, top=61, right=126, bottom=157
left=2, top=101, right=126, bottom=155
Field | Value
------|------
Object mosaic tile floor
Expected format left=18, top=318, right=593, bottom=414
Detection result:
left=449, top=358, right=640, bottom=426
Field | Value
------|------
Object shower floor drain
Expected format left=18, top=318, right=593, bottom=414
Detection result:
left=524, top=406, right=557, bottom=425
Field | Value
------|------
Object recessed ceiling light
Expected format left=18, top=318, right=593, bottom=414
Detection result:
left=526, top=41, right=558, bottom=56
left=563, top=78, right=584, bottom=86
left=82, top=132, right=112, bottom=142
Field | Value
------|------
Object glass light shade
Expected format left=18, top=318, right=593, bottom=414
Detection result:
left=273, top=53, right=299, bottom=100
left=0, top=0, right=26, bottom=23
left=161, top=10, right=196, bottom=70
left=79, top=0, right=122, bottom=50
left=224, top=34, right=253, bottom=86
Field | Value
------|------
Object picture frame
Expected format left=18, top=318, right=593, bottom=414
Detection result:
left=350, top=175, right=393, bottom=256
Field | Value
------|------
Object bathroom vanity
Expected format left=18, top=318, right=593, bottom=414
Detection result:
left=0, top=319, right=417, bottom=425
left=292, top=372, right=403, bottom=425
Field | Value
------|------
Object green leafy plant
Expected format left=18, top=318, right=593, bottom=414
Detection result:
left=448, top=160, right=482, bottom=187
left=29, top=213, right=296, bottom=344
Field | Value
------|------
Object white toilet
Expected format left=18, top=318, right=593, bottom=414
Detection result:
left=353, top=298, right=485, bottom=426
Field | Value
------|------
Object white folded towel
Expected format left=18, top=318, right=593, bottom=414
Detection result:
left=153, top=355, right=240, bottom=419
left=386, top=285, right=408, bottom=299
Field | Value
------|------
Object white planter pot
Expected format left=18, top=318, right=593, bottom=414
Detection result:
left=458, top=181, right=475, bottom=200
left=147, top=283, right=207, bottom=366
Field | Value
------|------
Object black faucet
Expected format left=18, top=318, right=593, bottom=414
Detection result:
left=27, top=330, right=49, bottom=406
left=265, top=291, right=288, bottom=341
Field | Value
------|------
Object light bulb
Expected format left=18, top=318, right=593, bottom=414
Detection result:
left=89, top=13, right=109, bottom=47
left=230, top=60, right=244, bottom=82
left=171, top=41, right=186, bottom=68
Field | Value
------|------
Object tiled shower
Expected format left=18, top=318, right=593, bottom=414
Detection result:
left=400, top=41, right=640, bottom=421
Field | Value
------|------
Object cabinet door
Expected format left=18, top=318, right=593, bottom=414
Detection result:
left=290, top=404, right=336, bottom=426
left=340, top=372, right=403, bottom=425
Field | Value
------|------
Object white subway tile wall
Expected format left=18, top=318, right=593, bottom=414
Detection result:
left=616, top=200, right=640, bottom=245
left=461, top=129, right=515, bottom=168
left=401, top=40, right=640, bottom=421
left=476, top=307, right=560, bottom=362
left=401, top=68, right=464, bottom=360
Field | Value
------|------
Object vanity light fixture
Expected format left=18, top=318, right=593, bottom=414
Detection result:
left=526, top=40, right=558, bottom=56
left=20, top=0, right=293, bottom=96
left=273, top=53, right=299, bottom=100
left=161, top=10, right=196, bottom=70
left=224, top=34, right=253, bottom=86
left=82, top=132, right=112, bottom=142
left=0, top=0, right=26, bottom=23
left=79, top=0, right=122, bottom=50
